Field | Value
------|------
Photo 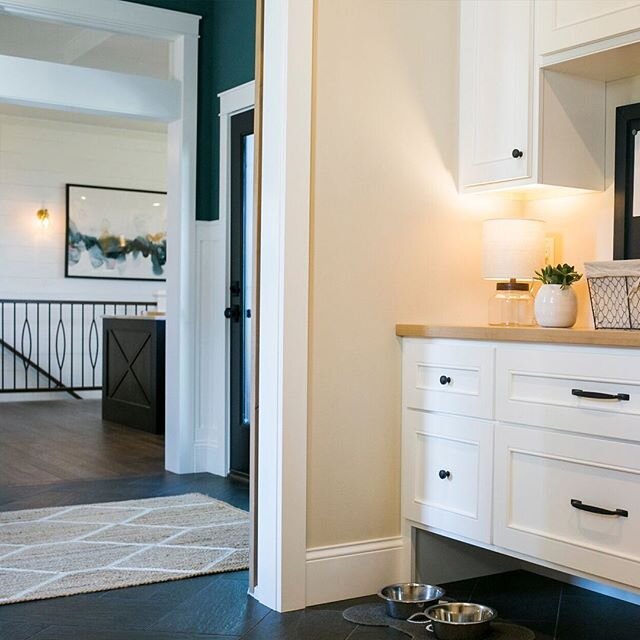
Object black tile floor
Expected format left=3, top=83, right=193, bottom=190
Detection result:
left=0, top=475, right=639, bottom=639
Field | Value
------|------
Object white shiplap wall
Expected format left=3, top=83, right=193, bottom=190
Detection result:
left=0, top=114, right=167, bottom=400
left=0, top=114, right=167, bottom=300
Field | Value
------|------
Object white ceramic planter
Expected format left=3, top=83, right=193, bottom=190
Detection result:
left=534, top=284, right=578, bottom=328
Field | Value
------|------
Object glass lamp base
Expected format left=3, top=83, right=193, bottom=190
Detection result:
left=488, top=282, right=535, bottom=327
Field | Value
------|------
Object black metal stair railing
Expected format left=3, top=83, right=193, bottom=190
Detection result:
left=0, top=300, right=157, bottom=395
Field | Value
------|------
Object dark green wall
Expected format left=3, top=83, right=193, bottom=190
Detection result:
left=127, top=0, right=256, bottom=220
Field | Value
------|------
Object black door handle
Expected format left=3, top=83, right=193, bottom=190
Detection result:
left=439, top=375, right=451, bottom=386
left=572, top=388, right=630, bottom=401
left=438, top=469, right=451, bottom=480
left=512, top=148, right=523, bottom=158
left=224, top=305, right=241, bottom=322
left=571, top=499, right=628, bottom=518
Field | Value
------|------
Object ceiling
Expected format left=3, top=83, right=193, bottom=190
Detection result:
left=0, top=14, right=170, bottom=79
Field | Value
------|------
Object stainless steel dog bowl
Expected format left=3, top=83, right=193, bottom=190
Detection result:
left=425, top=602, right=497, bottom=640
left=377, top=583, right=446, bottom=619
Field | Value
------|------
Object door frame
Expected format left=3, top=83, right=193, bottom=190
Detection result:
left=0, top=0, right=199, bottom=477
left=215, top=81, right=255, bottom=478
left=254, top=0, right=313, bottom=612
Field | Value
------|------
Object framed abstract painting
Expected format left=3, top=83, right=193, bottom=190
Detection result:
left=65, top=184, right=167, bottom=281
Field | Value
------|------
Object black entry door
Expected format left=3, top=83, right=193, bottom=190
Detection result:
left=227, top=109, right=254, bottom=477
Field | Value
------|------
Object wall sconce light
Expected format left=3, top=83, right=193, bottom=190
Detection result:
left=36, top=208, right=50, bottom=228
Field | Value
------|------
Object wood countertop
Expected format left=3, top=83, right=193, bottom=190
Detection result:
left=395, top=324, right=640, bottom=348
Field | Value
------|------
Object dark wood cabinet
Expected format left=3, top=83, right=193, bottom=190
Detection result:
left=102, top=317, right=165, bottom=434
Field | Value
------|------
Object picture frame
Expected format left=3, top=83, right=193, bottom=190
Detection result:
left=614, top=103, right=640, bottom=260
left=65, top=184, right=167, bottom=281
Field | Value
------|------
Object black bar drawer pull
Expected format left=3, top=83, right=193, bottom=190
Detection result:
left=572, top=388, right=630, bottom=401
left=571, top=499, right=628, bottom=518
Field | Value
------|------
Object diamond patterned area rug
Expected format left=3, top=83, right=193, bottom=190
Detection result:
left=0, top=493, right=249, bottom=605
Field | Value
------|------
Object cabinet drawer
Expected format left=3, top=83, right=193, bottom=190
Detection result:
left=404, top=339, right=494, bottom=419
left=494, top=424, right=640, bottom=588
left=496, top=346, right=640, bottom=440
left=404, top=410, right=493, bottom=543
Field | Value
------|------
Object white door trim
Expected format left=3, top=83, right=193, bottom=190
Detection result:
left=0, top=0, right=200, bottom=474
left=255, top=0, right=313, bottom=612
left=164, top=30, right=199, bottom=474
left=194, top=81, right=255, bottom=478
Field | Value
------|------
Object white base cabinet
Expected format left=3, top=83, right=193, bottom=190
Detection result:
left=494, top=423, right=640, bottom=589
left=402, top=337, right=640, bottom=593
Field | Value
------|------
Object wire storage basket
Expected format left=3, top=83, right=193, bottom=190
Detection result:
left=585, top=260, right=640, bottom=329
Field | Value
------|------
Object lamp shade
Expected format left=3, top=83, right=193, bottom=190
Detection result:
left=482, top=218, right=545, bottom=280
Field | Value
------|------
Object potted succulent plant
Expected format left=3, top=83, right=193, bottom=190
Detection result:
left=533, top=263, right=582, bottom=328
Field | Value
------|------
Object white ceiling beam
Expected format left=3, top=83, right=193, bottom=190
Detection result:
left=0, top=53, right=180, bottom=121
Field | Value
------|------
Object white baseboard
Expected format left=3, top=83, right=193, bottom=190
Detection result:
left=193, top=441, right=225, bottom=477
left=306, top=536, right=409, bottom=606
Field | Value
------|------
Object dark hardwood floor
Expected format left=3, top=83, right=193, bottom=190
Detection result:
left=0, top=399, right=165, bottom=486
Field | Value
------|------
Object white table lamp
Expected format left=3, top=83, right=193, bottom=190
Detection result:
left=482, top=218, right=545, bottom=326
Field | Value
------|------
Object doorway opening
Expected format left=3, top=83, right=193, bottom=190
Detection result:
left=0, top=3, right=177, bottom=483
left=0, top=101, right=170, bottom=488
left=0, top=2, right=254, bottom=613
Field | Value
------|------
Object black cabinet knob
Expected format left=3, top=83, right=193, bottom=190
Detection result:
left=512, top=148, right=523, bottom=158
left=439, top=375, right=451, bottom=386
left=439, top=469, right=451, bottom=480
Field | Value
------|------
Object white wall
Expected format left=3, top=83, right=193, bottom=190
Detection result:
left=308, top=0, right=518, bottom=550
left=0, top=113, right=167, bottom=398
left=0, top=113, right=167, bottom=300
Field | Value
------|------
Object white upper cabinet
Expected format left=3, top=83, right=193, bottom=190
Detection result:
left=537, top=0, right=640, bottom=56
left=459, top=0, right=606, bottom=194
left=459, top=0, right=533, bottom=188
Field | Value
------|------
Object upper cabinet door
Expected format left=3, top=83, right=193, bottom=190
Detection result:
left=537, top=0, right=640, bottom=56
left=459, top=0, right=533, bottom=189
